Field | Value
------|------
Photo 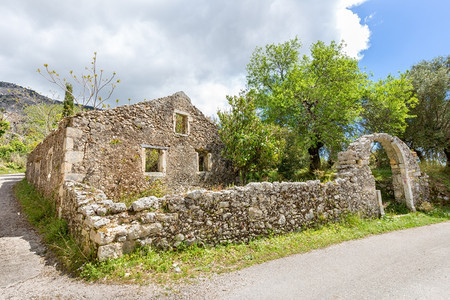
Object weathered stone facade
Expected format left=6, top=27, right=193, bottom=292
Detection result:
left=27, top=92, right=235, bottom=203
left=26, top=94, right=429, bottom=260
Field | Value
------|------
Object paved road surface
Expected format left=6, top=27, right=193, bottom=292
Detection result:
left=1, top=174, right=449, bottom=299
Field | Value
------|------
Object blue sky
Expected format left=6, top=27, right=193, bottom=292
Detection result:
left=353, top=0, right=449, bottom=79
left=0, top=0, right=448, bottom=116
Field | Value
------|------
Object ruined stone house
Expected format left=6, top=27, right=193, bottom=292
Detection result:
left=25, top=92, right=430, bottom=260
left=26, top=91, right=235, bottom=206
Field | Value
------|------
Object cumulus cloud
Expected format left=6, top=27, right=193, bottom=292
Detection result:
left=0, top=0, right=370, bottom=116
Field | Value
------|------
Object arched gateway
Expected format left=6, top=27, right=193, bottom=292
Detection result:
left=337, top=133, right=429, bottom=214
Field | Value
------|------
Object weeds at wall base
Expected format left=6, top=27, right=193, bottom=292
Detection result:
left=81, top=207, right=449, bottom=285
left=13, top=178, right=449, bottom=285
left=13, top=179, right=93, bottom=274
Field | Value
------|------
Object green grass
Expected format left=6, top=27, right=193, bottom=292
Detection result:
left=14, top=179, right=93, bottom=273
left=14, top=178, right=450, bottom=286
left=0, top=165, right=25, bottom=174
left=371, top=167, right=392, bottom=181
left=420, top=162, right=450, bottom=190
left=80, top=208, right=449, bottom=284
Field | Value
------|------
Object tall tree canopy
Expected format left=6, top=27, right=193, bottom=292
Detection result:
left=361, top=73, right=418, bottom=136
left=247, top=39, right=365, bottom=171
left=403, top=56, right=449, bottom=165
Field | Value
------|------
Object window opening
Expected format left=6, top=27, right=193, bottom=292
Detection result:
left=145, top=148, right=160, bottom=172
left=141, top=144, right=168, bottom=174
left=175, top=113, right=188, bottom=134
left=198, top=152, right=206, bottom=172
left=197, top=150, right=211, bottom=172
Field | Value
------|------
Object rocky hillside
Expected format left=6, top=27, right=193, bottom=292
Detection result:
left=0, top=81, right=58, bottom=116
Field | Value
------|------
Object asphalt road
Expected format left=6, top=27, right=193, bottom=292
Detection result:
left=1, top=174, right=449, bottom=299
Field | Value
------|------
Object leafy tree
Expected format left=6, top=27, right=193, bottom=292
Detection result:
left=63, top=83, right=75, bottom=117
left=247, top=39, right=365, bottom=171
left=0, top=114, right=9, bottom=138
left=217, top=93, right=283, bottom=184
left=361, top=73, right=418, bottom=136
left=403, top=56, right=449, bottom=165
left=22, top=103, right=63, bottom=146
left=38, top=52, right=120, bottom=109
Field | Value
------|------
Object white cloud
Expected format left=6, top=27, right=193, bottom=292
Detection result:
left=0, top=0, right=371, bottom=116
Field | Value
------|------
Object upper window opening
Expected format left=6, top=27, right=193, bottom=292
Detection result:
left=173, top=110, right=190, bottom=135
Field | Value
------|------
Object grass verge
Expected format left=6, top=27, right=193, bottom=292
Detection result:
left=14, top=178, right=449, bottom=285
left=81, top=207, right=449, bottom=285
left=0, top=166, right=25, bottom=174
left=14, top=179, right=93, bottom=273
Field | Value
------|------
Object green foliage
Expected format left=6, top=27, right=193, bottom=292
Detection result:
left=63, top=83, right=75, bottom=117
left=144, top=148, right=159, bottom=172
left=22, top=102, right=64, bottom=145
left=14, top=179, right=92, bottom=273
left=403, top=56, right=449, bottom=165
left=217, top=93, right=284, bottom=184
left=0, top=138, right=29, bottom=172
left=276, top=131, right=309, bottom=180
left=361, top=73, right=418, bottom=136
left=109, top=138, right=121, bottom=145
left=175, top=113, right=187, bottom=134
left=0, top=114, right=9, bottom=138
left=246, top=39, right=365, bottom=171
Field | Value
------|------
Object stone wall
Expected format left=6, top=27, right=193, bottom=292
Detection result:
left=62, top=177, right=376, bottom=260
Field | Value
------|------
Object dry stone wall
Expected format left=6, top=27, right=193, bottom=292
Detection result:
left=63, top=178, right=375, bottom=260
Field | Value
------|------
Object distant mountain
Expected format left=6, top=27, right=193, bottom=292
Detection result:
left=0, top=81, right=59, bottom=116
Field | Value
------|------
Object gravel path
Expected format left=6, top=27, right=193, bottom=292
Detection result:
left=1, top=174, right=449, bottom=299
left=0, top=174, right=165, bottom=299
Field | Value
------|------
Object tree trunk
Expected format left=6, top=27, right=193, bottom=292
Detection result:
left=413, top=148, right=424, bottom=162
left=445, top=148, right=450, bottom=167
left=308, top=142, right=323, bottom=172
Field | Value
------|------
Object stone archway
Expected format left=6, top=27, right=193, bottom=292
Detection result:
left=337, top=133, right=429, bottom=214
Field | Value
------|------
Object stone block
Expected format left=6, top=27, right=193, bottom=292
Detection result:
left=131, top=196, right=160, bottom=211
left=65, top=151, right=84, bottom=164
left=90, top=230, right=116, bottom=245
left=97, top=243, right=122, bottom=261
left=66, top=127, right=83, bottom=138
left=186, top=189, right=207, bottom=201
left=64, top=137, right=74, bottom=150
left=248, top=207, right=263, bottom=219
left=109, top=203, right=127, bottom=214
left=93, top=217, right=110, bottom=229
